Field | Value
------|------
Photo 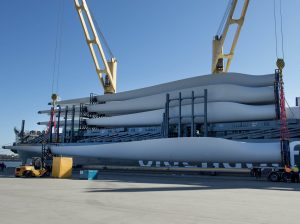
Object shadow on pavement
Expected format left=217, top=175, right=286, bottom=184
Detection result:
left=85, top=172, right=300, bottom=193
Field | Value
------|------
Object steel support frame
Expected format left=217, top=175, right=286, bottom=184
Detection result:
left=71, top=105, right=76, bottom=142
left=56, top=105, right=61, bottom=143
left=41, top=144, right=53, bottom=169
left=20, top=120, right=25, bottom=144
left=164, top=90, right=208, bottom=138
left=274, top=70, right=280, bottom=119
left=281, top=139, right=291, bottom=167
left=49, top=107, right=54, bottom=143
left=63, top=106, right=69, bottom=143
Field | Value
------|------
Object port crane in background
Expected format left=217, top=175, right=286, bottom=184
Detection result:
left=212, top=0, right=250, bottom=74
left=74, top=0, right=249, bottom=93
left=74, top=0, right=117, bottom=94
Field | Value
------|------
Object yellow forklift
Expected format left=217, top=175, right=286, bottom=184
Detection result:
left=15, top=145, right=52, bottom=178
left=15, top=157, right=51, bottom=178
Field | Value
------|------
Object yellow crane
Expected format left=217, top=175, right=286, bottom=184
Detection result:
left=211, top=0, right=250, bottom=74
left=74, top=0, right=117, bottom=94
left=74, top=0, right=249, bottom=93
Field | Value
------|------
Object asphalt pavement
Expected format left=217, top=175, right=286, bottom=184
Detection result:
left=0, top=171, right=299, bottom=224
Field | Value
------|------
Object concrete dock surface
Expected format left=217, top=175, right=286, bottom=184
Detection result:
left=0, top=172, right=299, bottom=224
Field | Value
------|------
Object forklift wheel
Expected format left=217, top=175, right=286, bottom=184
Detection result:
left=281, top=173, right=290, bottom=183
left=268, top=172, right=280, bottom=182
left=23, top=171, right=32, bottom=178
left=41, top=171, right=50, bottom=177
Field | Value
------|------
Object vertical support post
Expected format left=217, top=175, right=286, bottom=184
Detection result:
left=191, top=91, right=195, bottom=137
left=64, top=106, right=68, bottom=143
left=162, top=112, right=165, bottom=137
left=296, top=97, right=300, bottom=107
left=276, top=58, right=291, bottom=167
left=78, top=104, right=83, bottom=137
left=71, top=105, right=75, bottom=143
left=274, top=70, right=280, bottom=119
left=166, top=94, right=170, bottom=138
left=281, top=140, right=291, bottom=167
left=56, top=105, right=61, bottom=143
left=20, top=120, right=25, bottom=143
left=178, top=92, right=182, bottom=137
left=49, top=107, right=54, bottom=143
left=90, top=93, right=97, bottom=104
left=204, top=89, right=208, bottom=137
left=41, top=144, right=45, bottom=169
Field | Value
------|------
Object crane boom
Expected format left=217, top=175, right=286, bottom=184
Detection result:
left=212, top=0, right=250, bottom=74
left=74, top=0, right=117, bottom=94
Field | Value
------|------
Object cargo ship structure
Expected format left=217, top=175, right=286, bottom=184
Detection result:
left=3, top=0, right=300, bottom=169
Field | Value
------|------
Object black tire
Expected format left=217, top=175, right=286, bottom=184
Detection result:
left=41, top=170, right=50, bottom=177
left=23, top=170, right=32, bottom=178
left=269, top=172, right=280, bottom=182
left=281, top=173, right=290, bottom=182
left=210, top=171, right=217, bottom=176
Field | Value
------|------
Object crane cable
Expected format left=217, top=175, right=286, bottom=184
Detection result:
left=273, top=0, right=285, bottom=60
left=48, top=0, right=65, bottom=139
left=273, top=0, right=291, bottom=146
left=56, top=0, right=65, bottom=95
left=51, top=0, right=65, bottom=98
left=217, top=0, right=233, bottom=37
left=89, top=6, right=114, bottom=59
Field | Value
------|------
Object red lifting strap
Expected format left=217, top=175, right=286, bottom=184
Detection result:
left=45, top=107, right=56, bottom=135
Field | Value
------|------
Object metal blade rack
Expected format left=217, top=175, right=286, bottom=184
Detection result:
left=163, top=89, right=208, bottom=138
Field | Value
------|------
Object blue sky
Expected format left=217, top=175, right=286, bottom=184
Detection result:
left=1, top=0, right=299, bottom=154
